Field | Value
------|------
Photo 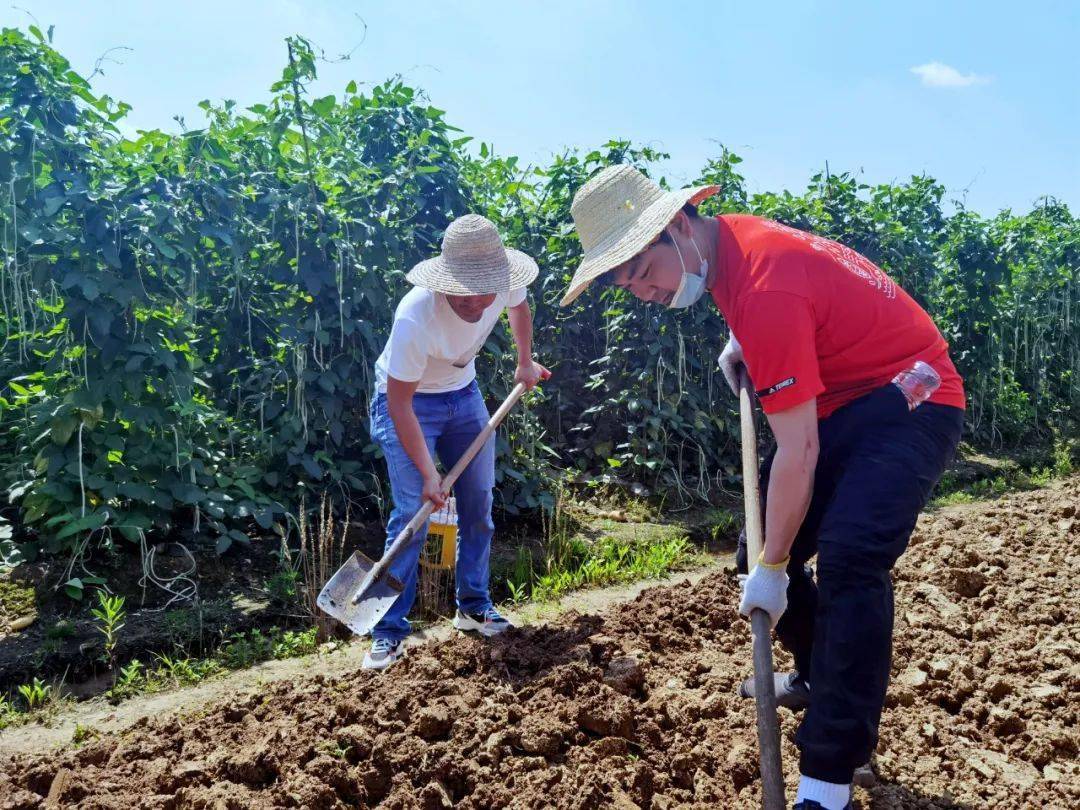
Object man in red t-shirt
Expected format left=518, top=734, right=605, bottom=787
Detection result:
left=562, top=166, right=965, bottom=810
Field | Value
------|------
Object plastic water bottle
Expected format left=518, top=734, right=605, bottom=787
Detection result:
left=892, top=360, right=941, bottom=410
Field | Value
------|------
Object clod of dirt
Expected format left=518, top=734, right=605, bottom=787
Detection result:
left=577, top=688, right=634, bottom=739
left=420, top=780, right=455, bottom=809
left=725, top=743, right=757, bottom=791
left=898, top=667, right=929, bottom=690
left=516, top=715, right=569, bottom=758
left=944, top=567, right=988, bottom=597
left=220, top=743, right=280, bottom=786
left=415, top=704, right=454, bottom=740
left=603, top=654, right=645, bottom=695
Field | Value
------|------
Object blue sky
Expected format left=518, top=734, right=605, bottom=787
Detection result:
left=5, top=1, right=1078, bottom=215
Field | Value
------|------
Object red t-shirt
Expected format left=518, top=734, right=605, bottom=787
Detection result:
left=710, top=215, right=966, bottom=419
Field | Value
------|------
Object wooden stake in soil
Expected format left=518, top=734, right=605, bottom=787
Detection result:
left=45, top=767, right=72, bottom=808
left=738, top=366, right=787, bottom=810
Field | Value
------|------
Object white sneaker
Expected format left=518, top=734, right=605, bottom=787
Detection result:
left=738, top=671, right=811, bottom=710
left=453, top=607, right=513, bottom=638
left=362, top=637, right=405, bottom=670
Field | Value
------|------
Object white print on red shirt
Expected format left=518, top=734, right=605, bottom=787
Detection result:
left=761, top=221, right=897, bottom=300
left=757, top=376, right=796, bottom=398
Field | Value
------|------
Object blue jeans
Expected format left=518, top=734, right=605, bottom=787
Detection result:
left=368, top=380, right=496, bottom=642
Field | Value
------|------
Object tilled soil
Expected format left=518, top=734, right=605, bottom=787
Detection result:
left=1, top=478, right=1078, bottom=809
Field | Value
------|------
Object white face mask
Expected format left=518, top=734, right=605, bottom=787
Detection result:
left=667, top=228, right=709, bottom=309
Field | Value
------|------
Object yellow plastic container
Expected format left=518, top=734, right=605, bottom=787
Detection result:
left=423, top=496, right=458, bottom=570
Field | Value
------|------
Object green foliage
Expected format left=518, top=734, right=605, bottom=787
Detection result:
left=533, top=532, right=691, bottom=599
left=708, top=508, right=740, bottom=543
left=217, top=626, right=317, bottom=668
left=0, top=694, right=17, bottom=728
left=90, top=590, right=125, bottom=668
left=1, top=677, right=64, bottom=728
left=0, top=579, right=35, bottom=620
left=266, top=568, right=300, bottom=606
left=931, top=446, right=1076, bottom=507
left=0, top=26, right=1076, bottom=571
left=315, top=740, right=353, bottom=759
left=45, top=618, right=75, bottom=639
left=0, top=29, right=466, bottom=564
left=72, top=722, right=100, bottom=745
left=16, top=676, right=51, bottom=710
left=105, top=625, right=319, bottom=703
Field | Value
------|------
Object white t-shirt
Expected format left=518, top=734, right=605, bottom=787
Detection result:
left=374, top=286, right=527, bottom=393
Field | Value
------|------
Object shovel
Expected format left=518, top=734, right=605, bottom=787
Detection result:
left=738, top=366, right=787, bottom=810
left=318, top=382, right=528, bottom=637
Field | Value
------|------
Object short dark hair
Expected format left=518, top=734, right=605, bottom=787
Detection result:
left=657, top=203, right=699, bottom=244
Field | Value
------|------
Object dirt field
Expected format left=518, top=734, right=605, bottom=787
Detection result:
left=1, top=478, right=1077, bottom=809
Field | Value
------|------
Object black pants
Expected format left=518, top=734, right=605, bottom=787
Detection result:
left=736, top=384, right=963, bottom=783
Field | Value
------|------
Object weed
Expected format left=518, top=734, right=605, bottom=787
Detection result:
left=503, top=545, right=535, bottom=604
left=0, top=694, right=18, bottom=729
left=17, top=677, right=52, bottom=710
left=105, top=627, right=320, bottom=704
left=218, top=629, right=274, bottom=670
left=45, top=619, right=76, bottom=640
left=534, top=533, right=691, bottom=599
left=266, top=569, right=300, bottom=606
left=708, top=508, right=739, bottom=543
left=161, top=600, right=229, bottom=654
left=217, top=627, right=316, bottom=667
left=91, top=591, right=126, bottom=671
left=107, top=659, right=146, bottom=701
left=506, top=579, right=528, bottom=606
left=270, top=628, right=318, bottom=660
left=541, top=483, right=578, bottom=578
left=1051, top=437, right=1074, bottom=477
left=315, top=740, right=352, bottom=759
left=159, top=653, right=222, bottom=686
left=933, top=490, right=976, bottom=506
left=72, top=723, right=100, bottom=745
left=930, top=451, right=1076, bottom=507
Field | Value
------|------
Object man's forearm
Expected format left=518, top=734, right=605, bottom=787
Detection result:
left=762, top=445, right=814, bottom=564
left=507, top=303, right=534, bottom=364
left=387, top=397, right=437, bottom=479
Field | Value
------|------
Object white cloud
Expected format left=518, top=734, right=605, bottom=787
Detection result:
left=910, top=62, right=991, bottom=88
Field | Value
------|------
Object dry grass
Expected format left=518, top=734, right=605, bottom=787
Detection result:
left=298, top=494, right=350, bottom=641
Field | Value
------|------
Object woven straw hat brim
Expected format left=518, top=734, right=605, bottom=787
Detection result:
left=406, top=247, right=539, bottom=296
left=560, top=184, right=719, bottom=306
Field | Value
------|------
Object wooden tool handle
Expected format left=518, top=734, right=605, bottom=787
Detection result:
left=738, top=365, right=787, bottom=810
left=440, top=381, right=528, bottom=494
left=739, top=366, right=766, bottom=563
left=369, top=382, right=528, bottom=579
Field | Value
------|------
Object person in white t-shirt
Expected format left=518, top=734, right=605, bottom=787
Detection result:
left=363, top=214, right=550, bottom=670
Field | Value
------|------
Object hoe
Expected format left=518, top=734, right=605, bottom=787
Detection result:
left=739, top=366, right=787, bottom=809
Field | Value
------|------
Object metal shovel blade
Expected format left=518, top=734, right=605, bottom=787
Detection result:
left=317, top=551, right=404, bottom=637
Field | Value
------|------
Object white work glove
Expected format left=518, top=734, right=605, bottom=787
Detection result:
left=718, top=333, right=744, bottom=395
left=739, top=556, right=789, bottom=629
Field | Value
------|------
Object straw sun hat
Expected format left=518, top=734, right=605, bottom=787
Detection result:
left=560, top=165, right=719, bottom=306
left=406, top=214, right=538, bottom=296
